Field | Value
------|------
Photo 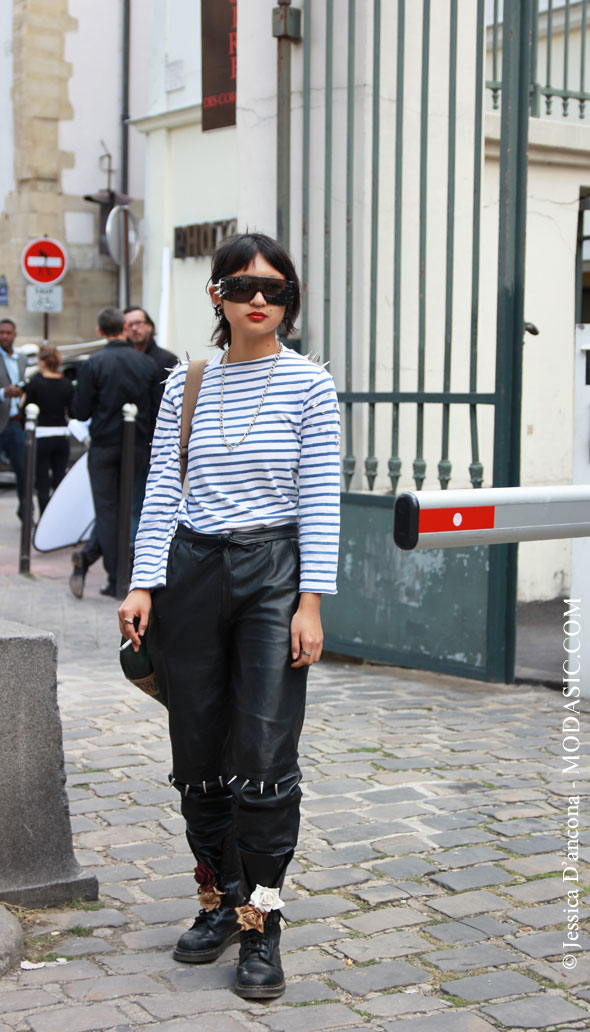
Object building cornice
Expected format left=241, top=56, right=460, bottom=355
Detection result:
left=485, top=111, right=590, bottom=169
left=129, top=103, right=203, bottom=134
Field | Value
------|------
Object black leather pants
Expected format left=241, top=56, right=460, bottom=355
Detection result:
left=152, top=523, right=308, bottom=893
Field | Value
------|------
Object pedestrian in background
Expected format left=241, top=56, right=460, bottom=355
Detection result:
left=22, top=345, right=74, bottom=514
left=0, top=318, right=27, bottom=519
left=123, top=306, right=178, bottom=389
left=118, top=232, right=341, bottom=999
left=124, top=306, right=179, bottom=538
left=70, top=306, right=161, bottom=598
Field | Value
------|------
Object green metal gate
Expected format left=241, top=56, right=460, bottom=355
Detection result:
left=275, top=0, right=587, bottom=682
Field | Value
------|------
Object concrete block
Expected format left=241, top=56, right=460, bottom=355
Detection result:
left=0, top=905, right=24, bottom=975
left=0, top=620, right=98, bottom=906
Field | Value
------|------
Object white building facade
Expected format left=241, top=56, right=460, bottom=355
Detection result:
left=133, top=0, right=590, bottom=676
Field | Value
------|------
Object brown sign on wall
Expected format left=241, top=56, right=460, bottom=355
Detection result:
left=201, top=0, right=237, bottom=131
left=174, top=218, right=238, bottom=259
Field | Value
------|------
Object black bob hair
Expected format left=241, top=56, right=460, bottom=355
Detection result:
left=209, top=232, right=301, bottom=350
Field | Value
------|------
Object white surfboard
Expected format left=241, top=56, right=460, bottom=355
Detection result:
left=33, top=452, right=95, bottom=552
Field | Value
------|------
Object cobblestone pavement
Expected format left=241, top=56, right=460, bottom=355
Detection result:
left=0, top=492, right=589, bottom=1032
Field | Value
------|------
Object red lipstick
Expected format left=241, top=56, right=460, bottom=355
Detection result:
left=247, top=313, right=266, bottom=322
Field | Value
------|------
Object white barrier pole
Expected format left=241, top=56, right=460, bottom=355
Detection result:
left=394, top=485, right=590, bottom=552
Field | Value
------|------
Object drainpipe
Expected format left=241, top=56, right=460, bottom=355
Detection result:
left=121, top=0, right=131, bottom=306
left=272, top=1, right=301, bottom=250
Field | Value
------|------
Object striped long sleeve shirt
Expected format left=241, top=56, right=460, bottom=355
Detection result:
left=130, top=346, right=341, bottom=594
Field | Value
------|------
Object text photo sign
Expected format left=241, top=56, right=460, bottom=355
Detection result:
left=21, top=238, right=68, bottom=285
left=174, top=218, right=237, bottom=258
left=201, top=0, right=236, bottom=131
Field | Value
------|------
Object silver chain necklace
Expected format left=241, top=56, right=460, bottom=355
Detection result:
left=219, top=342, right=283, bottom=451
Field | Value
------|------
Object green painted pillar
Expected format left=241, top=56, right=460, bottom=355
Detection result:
left=487, top=0, right=533, bottom=683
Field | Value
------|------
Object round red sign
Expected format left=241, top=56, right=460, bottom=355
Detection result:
left=21, top=238, right=68, bottom=285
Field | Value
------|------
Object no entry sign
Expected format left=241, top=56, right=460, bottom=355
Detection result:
left=21, top=238, right=68, bottom=285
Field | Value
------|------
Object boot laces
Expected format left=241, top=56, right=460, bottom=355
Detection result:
left=241, top=928, right=274, bottom=961
left=192, top=908, right=212, bottom=928
left=192, top=904, right=235, bottom=929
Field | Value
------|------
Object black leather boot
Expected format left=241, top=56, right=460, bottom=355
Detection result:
left=235, top=910, right=284, bottom=999
left=173, top=819, right=242, bottom=964
left=173, top=891, right=241, bottom=964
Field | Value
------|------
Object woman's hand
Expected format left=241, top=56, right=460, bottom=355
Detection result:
left=118, top=588, right=152, bottom=652
left=290, top=592, right=323, bottom=667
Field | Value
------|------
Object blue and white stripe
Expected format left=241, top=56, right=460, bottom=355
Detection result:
left=131, top=346, right=341, bottom=594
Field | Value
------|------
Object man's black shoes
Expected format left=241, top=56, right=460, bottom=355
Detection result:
left=69, top=553, right=118, bottom=599
left=99, top=581, right=117, bottom=598
left=69, top=551, right=88, bottom=599
left=173, top=907, right=241, bottom=964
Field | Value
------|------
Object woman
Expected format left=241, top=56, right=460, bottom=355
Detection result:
left=118, top=232, right=341, bottom=999
left=22, top=345, right=74, bottom=513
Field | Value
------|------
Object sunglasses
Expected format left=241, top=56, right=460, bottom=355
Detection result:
left=216, top=275, right=294, bottom=306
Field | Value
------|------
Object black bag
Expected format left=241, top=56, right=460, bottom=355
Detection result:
left=119, top=615, right=166, bottom=707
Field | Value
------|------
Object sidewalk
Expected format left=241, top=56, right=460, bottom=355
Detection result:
left=0, top=489, right=588, bottom=1032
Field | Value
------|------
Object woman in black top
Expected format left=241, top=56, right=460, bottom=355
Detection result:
left=23, top=345, right=74, bottom=513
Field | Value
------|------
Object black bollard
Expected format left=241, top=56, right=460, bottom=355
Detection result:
left=115, top=402, right=137, bottom=599
left=19, top=403, right=39, bottom=575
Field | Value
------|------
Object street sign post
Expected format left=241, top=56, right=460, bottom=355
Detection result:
left=21, top=237, right=68, bottom=341
left=105, top=205, right=140, bottom=309
left=21, top=238, right=68, bottom=285
left=105, top=206, right=139, bottom=266
left=26, top=285, right=63, bottom=314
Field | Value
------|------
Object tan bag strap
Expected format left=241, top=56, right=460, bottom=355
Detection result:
left=180, top=359, right=207, bottom=483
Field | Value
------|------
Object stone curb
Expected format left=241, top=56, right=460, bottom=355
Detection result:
left=0, top=904, right=23, bottom=976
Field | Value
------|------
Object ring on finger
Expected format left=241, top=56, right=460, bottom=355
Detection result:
left=123, top=618, right=134, bottom=624
left=300, top=649, right=312, bottom=656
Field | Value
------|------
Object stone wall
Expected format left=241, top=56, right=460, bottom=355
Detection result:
left=0, top=617, right=97, bottom=906
left=0, top=0, right=142, bottom=348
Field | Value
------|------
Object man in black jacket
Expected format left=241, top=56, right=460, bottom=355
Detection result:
left=70, top=306, right=161, bottom=598
left=123, top=306, right=178, bottom=388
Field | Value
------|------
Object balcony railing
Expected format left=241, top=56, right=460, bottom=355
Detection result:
left=486, top=0, right=590, bottom=118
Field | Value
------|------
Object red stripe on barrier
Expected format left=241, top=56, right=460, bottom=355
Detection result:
left=419, top=505, right=495, bottom=534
